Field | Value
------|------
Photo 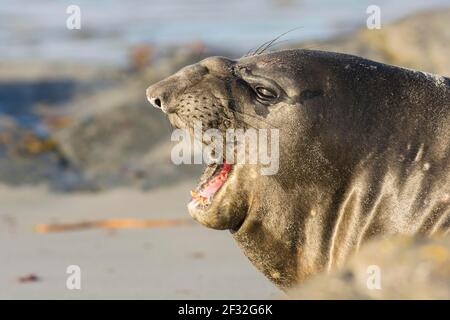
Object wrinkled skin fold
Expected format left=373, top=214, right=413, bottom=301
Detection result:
left=146, top=49, right=450, bottom=290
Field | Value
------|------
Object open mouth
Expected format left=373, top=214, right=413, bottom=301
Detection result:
left=189, top=161, right=233, bottom=208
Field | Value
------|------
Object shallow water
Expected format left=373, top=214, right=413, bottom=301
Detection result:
left=1, top=0, right=449, bottom=66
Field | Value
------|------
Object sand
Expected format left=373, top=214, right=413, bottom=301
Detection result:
left=0, top=183, right=279, bottom=299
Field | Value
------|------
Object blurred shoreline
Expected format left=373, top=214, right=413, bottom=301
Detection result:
left=1, top=0, right=449, bottom=66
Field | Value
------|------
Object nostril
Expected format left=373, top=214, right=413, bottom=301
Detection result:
left=154, top=98, right=162, bottom=108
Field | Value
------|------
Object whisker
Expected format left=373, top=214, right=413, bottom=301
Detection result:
left=255, top=27, right=303, bottom=55
left=244, top=46, right=257, bottom=57
left=251, top=38, right=277, bottom=57
left=261, top=39, right=291, bottom=53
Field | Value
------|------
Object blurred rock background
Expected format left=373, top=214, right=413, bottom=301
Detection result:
left=287, top=8, right=450, bottom=75
left=1, top=6, right=449, bottom=192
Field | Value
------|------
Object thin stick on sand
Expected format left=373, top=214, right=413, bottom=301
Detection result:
left=34, top=217, right=193, bottom=233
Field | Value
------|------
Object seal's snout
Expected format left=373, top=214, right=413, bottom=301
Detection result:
left=146, top=63, right=209, bottom=114
left=146, top=95, right=162, bottom=109
left=146, top=85, right=172, bottom=113
left=145, top=86, right=161, bottom=109
left=146, top=56, right=235, bottom=114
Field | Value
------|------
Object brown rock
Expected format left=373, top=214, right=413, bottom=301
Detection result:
left=288, top=236, right=450, bottom=299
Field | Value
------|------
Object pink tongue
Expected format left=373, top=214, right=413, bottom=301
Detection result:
left=199, top=163, right=232, bottom=198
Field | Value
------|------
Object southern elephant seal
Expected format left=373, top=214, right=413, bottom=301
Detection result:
left=146, top=49, right=450, bottom=290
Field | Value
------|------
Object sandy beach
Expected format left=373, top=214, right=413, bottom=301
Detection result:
left=0, top=183, right=279, bottom=299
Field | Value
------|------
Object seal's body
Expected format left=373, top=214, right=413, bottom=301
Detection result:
left=146, top=50, right=450, bottom=289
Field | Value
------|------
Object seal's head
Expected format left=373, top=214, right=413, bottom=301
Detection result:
left=146, top=51, right=330, bottom=232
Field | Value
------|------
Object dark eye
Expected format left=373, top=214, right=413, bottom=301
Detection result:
left=255, top=86, right=277, bottom=100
